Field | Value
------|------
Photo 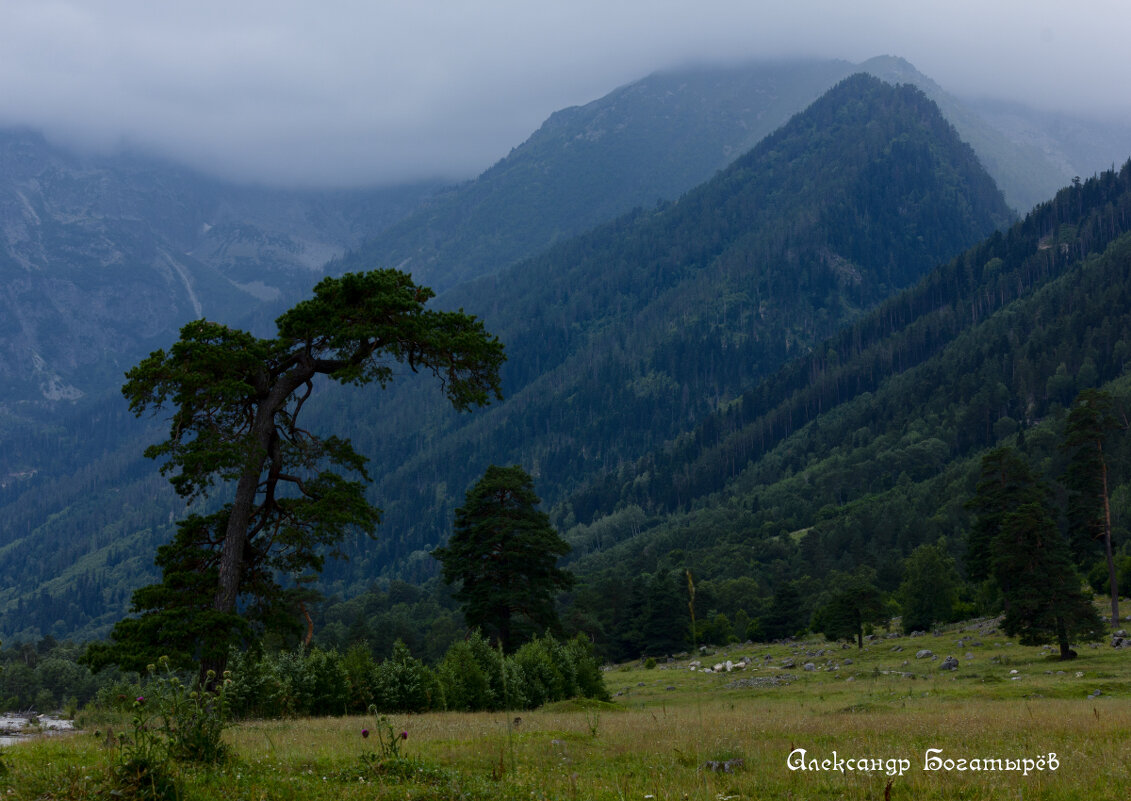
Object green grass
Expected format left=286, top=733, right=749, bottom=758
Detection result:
left=4, top=613, right=1130, bottom=799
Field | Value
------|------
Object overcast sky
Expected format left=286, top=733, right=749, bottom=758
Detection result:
left=1, top=0, right=1127, bottom=188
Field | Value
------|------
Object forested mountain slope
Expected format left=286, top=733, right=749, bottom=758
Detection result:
left=314, top=74, right=1012, bottom=587
left=0, top=75, right=1012, bottom=640
left=561, top=164, right=1131, bottom=658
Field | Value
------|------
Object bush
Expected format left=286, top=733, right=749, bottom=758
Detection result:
left=436, top=637, right=497, bottom=711
left=342, top=643, right=379, bottom=713
left=303, top=647, right=350, bottom=716
left=372, top=640, right=440, bottom=713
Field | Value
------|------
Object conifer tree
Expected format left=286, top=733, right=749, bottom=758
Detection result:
left=968, top=447, right=1103, bottom=658
left=86, top=270, right=504, bottom=676
left=812, top=567, right=886, bottom=648
left=433, top=465, right=574, bottom=652
left=994, top=501, right=1104, bottom=658
left=1062, top=389, right=1121, bottom=626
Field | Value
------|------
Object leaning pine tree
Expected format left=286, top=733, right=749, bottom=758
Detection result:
left=84, top=270, right=504, bottom=679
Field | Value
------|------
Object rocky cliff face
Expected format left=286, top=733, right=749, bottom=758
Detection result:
left=0, top=130, right=432, bottom=405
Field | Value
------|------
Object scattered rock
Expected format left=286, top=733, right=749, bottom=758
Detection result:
left=915, top=649, right=933, bottom=659
left=780, top=659, right=795, bottom=669
left=939, top=656, right=959, bottom=671
left=727, top=674, right=794, bottom=689
left=891, top=645, right=903, bottom=652
left=803, top=662, right=816, bottom=672
left=1089, top=690, right=1103, bottom=698
left=843, top=658, right=853, bottom=665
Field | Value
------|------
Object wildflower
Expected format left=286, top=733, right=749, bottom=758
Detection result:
left=362, top=729, right=369, bottom=738
left=400, top=731, right=408, bottom=740
left=136, top=696, right=145, bottom=704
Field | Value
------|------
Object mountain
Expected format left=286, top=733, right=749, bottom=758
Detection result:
left=0, top=129, right=436, bottom=406
left=562, top=164, right=1131, bottom=659
left=3, top=56, right=1119, bottom=409
left=0, top=74, right=1014, bottom=641
left=337, top=56, right=1128, bottom=295
left=310, top=74, right=1012, bottom=586
left=337, top=59, right=857, bottom=293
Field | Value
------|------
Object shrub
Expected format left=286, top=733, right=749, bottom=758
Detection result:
left=436, top=639, right=495, bottom=711
left=342, top=643, right=378, bottom=713
left=373, top=640, right=440, bottom=713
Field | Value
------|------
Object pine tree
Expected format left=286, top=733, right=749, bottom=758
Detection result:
left=994, top=501, right=1104, bottom=658
left=85, top=270, right=504, bottom=677
left=897, top=541, right=960, bottom=633
left=812, top=567, right=886, bottom=648
left=1062, top=389, right=1121, bottom=626
left=433, top=465, right=574, bottom=652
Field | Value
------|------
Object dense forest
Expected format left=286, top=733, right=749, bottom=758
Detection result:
left=559, top=165, right=1131, bottom=659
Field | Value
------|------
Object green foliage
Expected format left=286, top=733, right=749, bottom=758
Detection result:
left=434, top=465, right=574, bottom=652
left=224, top=646, right=351, bottom=718
left=372, top=640, right=440, bottom=713
left=435, top=632, right=506, bottom=712
left=1062, top=390, right=1118, bottom=563
left=93, top=268, right=504, bottom=674
left=1062, top=388, right=1122, bottom=625
left=969, top=449, right=1105, bottom=657
left=113, top=696, right=179, bottom=801
left=109, top=658, right=230, bottom=799
left=811, top=567, right=887, bottom=648
left=897, top=542, right=961, bottom=632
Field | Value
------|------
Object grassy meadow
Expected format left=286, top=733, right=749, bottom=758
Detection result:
left=3, top=611, right=1129, bottom=800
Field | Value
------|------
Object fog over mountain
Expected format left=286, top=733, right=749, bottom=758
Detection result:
left=1, top=1, right=1128, bottom=187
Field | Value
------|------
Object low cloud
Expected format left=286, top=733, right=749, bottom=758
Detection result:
left=1, top=0, right=1126, bottom=187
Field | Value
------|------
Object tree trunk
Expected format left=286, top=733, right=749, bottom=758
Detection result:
left=207, top=366, right=311, bottom=683
left=1056, top=617, right=1076, bottom=660
left=1101, top=453, right=1119, bottom=627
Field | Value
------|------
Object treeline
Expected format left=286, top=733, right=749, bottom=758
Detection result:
left=1, top=629, right=610, bottom=718
left=0, top=637, right=120, bottom=711
left=224, top=632, right=607, bottom=718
